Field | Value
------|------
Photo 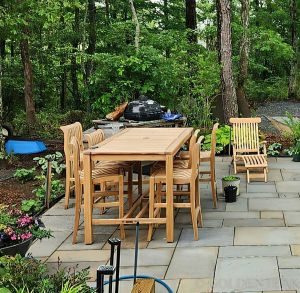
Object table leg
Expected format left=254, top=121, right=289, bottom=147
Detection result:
left=83, top=153, right=93, bottom=244
left=166, top=155, right=174, bottom=242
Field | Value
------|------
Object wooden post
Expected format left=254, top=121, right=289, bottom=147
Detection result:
left=45, top=160, right=52, bottom=209
left=131, top=279, right=155, bottom=293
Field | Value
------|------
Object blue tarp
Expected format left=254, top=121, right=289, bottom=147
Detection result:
left=162, top=113, right=183, bottom=121
left=5, top=140, right=47, bottom=155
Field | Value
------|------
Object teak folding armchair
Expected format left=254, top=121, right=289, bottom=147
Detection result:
left=199, top=123, right=219, bottom=208
left=147, top=136, right=204, bottom=241
left=229, top=117, right=268, bottom=183
left=70, top=137, right=126, bottom=244
left=60, top=122, right=84, bottom=209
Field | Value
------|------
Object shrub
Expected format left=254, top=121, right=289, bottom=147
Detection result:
left=13, top=168, right=35, bottom=184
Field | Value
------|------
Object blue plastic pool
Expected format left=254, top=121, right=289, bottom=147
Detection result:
left=5, top=140, right=47, bottom=155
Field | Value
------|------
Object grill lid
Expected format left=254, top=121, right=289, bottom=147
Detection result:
left=124, top=96, right=163, bottom=121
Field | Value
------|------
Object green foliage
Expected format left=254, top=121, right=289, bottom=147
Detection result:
left=222, top=175, right=240, bottom=182
left=284, top=113, right=300, bottom=142
left=13, top=168, right=35, bottom=184
left=33, top=152, right=65, bottom=175
left=203, top=125, right=231, bottom=153
left=292, top=140, right=300, bottom=155
left=0, top=255, right=94, bottom=293
left=21, top=199, right=42, bottom=214
left=267, top=143, right=282, bottom=157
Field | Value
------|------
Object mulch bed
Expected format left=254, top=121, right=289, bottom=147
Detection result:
left=0, top=140, right=64, bottom=208
left=0, top=178, right=38, bottom=208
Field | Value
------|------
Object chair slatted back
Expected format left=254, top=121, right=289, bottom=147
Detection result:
left=211, top=123, right=219, bottom=157
left=60, top=122, right=83, bottom=161
left=69, top=137, right=81, bottom=183
left=229, top=118, right=261, bottom=153
left=191, top=136, right=204, bottom=179
left=187, top=129, right=200, bottom=168
left=86, top=129, right=105, bottom=148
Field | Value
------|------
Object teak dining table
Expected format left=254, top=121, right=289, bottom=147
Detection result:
left=83, top=127, right=193, bottom=244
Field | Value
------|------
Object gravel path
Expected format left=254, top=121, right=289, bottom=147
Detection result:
left=255, top=101, right=300, bottom=134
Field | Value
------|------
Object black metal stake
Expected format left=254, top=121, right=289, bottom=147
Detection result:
left=108, top=238, right=121, bottom=293
left=133, top=222, right=140, bottom=285
left=96, top=265, right=115, bottom=293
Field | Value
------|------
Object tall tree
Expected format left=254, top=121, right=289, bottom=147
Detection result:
left=288, top=0, right=298, bottom=99
left=71, top=7, right=80, bottom=109
left=129, top=0, right=140, bottom=53
left=186, top=0, right=197, bottom=44
left=85, top=0, right=96, bottom=85
left=236, top=0, right=251, bottom=116
left=218, top=0, right=238, bottom=123
left=20, top=28, right=36, bottom=126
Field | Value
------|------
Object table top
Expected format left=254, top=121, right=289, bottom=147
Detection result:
left=84, top=128, right=193, bottom=156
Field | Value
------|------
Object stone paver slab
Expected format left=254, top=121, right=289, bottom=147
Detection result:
left=291, top=245, right=300, bottom=255
left=280, top=269, right=300, bottom=290
left=235, top=227, right=300, bottom=245
left=213, top=257, right=281, bottom=292
left=278, top=256, right=300, bottom=268
left=177, top=278, right=213, bottom=293
left=247, top=184, right=277, bottom=193
left=203, top=211, right=259, bottom=220
left=223, top=218, right=284, bottom=227
left=27, top=231, right=70, bottom=258
left=240, top=192, right=278, bottom=198
left=279, top=193, right=299, bottom=198
left=178, top=227, right=234, bottom=247
left=120, top=266, right=167, bottom=279
left=261, top=211, right=284, bottom=219
left=176, top=212, right=223, bottom=227
left=249, top=198, right=300, bottom=211
left=48, top=249, right=111, bottom=263
left=219, top=246, right=291, bottom=258
left=276, top=181, right=300, bottom=193
left=118, top=248, right=174, bottom=267
left=225, top=198, right=248, bottom=211
left=147, top=228, right=181, bottom=248
left=58, top=233, right=109, bottom=250
left=284, top=212, right=300, bottom=226
left=166, top=247, right=218, bottom=279
left=281, top=170, right=300, bottom=181
left=41, top=215, right=76, bottom=231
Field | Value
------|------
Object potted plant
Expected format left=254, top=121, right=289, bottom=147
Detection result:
left=0, top=205, right=51, bottom=256
left=222, top=175, right=241, bottom=196
left=292, top=140, right=300, bottom=162
left=224, top=185, right=237, bottom=203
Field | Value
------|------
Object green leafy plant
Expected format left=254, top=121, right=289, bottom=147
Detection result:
left=33, top=176, right=64, bottom=201
left=284, top=113, right=300, bottom=142
left=203, top=125, right=231, bottom=153
left=0, top=255, right=95, bottom=293
left=291, top=140, right=300, bottom=155
left=267, top=143, right=282, bottom=157
left=21, top=199, right=42, bottom=214
left=222, top=175, right=240, bottom=182
left=13, top=168, right=35, bottom=183
left=33, top=152, right=65, bottom=175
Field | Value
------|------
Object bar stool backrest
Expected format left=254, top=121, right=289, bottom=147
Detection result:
left=86, top=129, right=105, bottom=148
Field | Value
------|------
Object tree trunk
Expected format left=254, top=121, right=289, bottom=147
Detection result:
left=288, top=0, right=298, bottom=100
left=20, top=32, right=36, bottom=126
left=216, top=0, right=221, bottom=62
left=105, top=0, right=110, bottom=22
left=71, top=8, right=80, bottom=109
left=85, top=0, right=96, bottom=84
left=237, top=0, right=251, bottom=117
left=129, top=0, right=140, bottom=53
left=218, top=0, right=238, bottom=123
left=185, top=0, right=197, bottom=43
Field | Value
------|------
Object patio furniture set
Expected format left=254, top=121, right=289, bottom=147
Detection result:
left=60, top=117, right=268, bottom=245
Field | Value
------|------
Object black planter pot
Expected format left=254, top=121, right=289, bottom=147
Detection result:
left=292, top=153, right=300, bottom=162
left=224, top=186, right=237, bottom=203
left=0, top=237, right=33, bottom=257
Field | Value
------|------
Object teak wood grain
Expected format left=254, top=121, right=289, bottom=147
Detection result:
left=83, top=127, right=193, bottom=244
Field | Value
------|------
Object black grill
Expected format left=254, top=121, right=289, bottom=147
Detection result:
left=124, top=96, right=163, bottom=121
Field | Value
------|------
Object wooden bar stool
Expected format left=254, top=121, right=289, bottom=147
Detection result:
left=69, top=137, right=126, bottom=244
left=147, top=137, right=204, bottom=241
left=199, top=123, right=219, bottom=208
